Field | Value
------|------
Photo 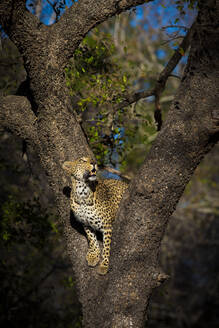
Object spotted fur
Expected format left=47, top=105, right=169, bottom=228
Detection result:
left=63, top=157, right=128, bottom=275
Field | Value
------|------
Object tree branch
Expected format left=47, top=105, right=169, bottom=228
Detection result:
left=114, top=89, right=155, bottom=111
left=0, top=96, right=38, bottom=144
left=0, top=0, right=40, bottom=44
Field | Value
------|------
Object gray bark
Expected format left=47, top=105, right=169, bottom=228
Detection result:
left=0, top=0, right=218, bottom=327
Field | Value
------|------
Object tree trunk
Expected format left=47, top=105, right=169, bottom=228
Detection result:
left=0, top=1, right=218, bottom=327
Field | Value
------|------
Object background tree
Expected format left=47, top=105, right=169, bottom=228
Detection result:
left=0, top=0, right=218, bottom=327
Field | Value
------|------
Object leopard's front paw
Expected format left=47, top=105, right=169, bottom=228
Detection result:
left=97, top=262, right=108, bottom=275
left=86, top=251, right=100, bottom=267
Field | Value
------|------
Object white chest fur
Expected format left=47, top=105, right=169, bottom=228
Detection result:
left=75, top=181, right=91, bottom=200
left=71, top=180, right=103, bottom=231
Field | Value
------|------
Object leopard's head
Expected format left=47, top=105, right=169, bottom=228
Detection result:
left=63, top=157, right=97, bottom=182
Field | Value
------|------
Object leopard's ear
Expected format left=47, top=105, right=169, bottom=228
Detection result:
left=62, top=161, right=74, bottom=174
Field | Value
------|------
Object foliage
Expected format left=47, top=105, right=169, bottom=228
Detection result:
left=0, top=196, right=53, bottom=246
left=175, top=0, right=198, bottom=15
left=0, top=194, right=82, bottom=328
left=65, top=29, right=130, bottom=166
left=65, top=21, right=176, bottom=171
left=64, top=1, right=196, bottom=172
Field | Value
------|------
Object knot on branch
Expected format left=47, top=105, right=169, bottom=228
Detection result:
left=152, top=271, right=170, bottom=287
left=154, top=94, right=163, bottom=131
left=211, top=109, right=219, bottom=128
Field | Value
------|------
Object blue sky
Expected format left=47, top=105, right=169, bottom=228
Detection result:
left=26, top=0, right=196, bottom=28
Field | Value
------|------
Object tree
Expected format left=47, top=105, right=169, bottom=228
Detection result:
left=0, top=0, right=218, bottom=327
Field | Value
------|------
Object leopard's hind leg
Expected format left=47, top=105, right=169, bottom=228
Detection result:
left=97, top=224, right=112, bottom=275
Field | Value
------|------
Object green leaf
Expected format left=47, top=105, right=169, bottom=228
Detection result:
left=87, top=56, right=94, bottom=64
left=178, top=47, right=185, bottom=56
left=123, top=75, right=127, bottom=84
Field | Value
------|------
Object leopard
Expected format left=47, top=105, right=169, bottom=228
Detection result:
left=63, top=157, right=128, bottom=275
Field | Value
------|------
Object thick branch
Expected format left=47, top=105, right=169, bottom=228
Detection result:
left=0, top=96, right=38, bottom=143
left=0, top=0, right=40, bottom=47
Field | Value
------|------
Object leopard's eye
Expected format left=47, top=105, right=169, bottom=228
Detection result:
left=80, top=157, right=87, bottom=163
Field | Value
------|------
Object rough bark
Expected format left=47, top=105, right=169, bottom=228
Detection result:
left=0, top=0, right=218, bottom=327
left=0, top=96, right=38, bottom=143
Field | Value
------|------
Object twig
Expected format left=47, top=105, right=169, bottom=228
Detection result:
left=162, top=35, right=184, bottom=46
left=162, top=25, right=189, bottom=31
left=112, top=89, right=155, bottom=113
